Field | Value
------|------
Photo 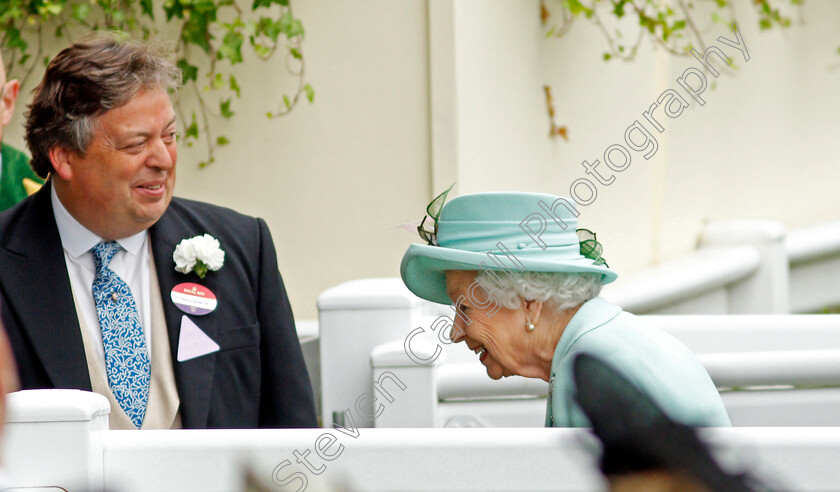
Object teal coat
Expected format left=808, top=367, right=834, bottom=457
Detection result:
left=546, top=297, right=731, bottom=427
left=0, top=143, right=42, bottom=212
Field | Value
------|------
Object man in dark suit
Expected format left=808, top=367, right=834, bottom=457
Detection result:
left=0, top=33, right=317, bottom=429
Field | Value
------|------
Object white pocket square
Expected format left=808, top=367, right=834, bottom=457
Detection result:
left=177, top=315, right=220, bottom=362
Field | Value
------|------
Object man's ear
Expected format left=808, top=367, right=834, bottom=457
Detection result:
left=49, top=146, right=75, bottom=181
left=0, top=79, right=20, bottom=127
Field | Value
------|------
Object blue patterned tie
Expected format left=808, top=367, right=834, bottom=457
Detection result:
left=91, top=242, right=150, bottom=428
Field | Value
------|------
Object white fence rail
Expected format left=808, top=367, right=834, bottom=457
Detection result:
left=372, top=314, right=840, bottom=428
left=4, top=390, right=840, bottom=491
left=787, top=220, right=840, bottom=313
left=314, top=274, right=840, bottom=429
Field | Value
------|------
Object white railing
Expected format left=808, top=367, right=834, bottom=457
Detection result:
left=371, top=313, right=840, bottom=428
left=315, top=277, right=840, bottom=429
left=600, top=245, right=761, bottom=314
left=5, top=390, right=840, bottom=491
left=602, top=219, right=790, bottom=314
left=787, top=220, right=840, bottom=313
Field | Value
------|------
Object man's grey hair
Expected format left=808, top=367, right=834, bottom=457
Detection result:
left=475, top=270, right=602, bottom=312
left=25, top=31, right=181, bottom=178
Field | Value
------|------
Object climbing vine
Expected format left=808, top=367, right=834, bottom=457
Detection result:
left=0, top=0, right=312, bottom=167
left=541, top=0, right=803, bottom=139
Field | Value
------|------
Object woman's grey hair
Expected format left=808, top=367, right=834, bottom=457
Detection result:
left=25, top=31, right=181, bottom=178
left=475, top=270, right=602, bottom=312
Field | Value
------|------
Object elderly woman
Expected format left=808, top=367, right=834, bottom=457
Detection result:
left=400, top=191, right=730, bottom=427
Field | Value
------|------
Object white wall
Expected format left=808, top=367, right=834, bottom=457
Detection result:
left=440, top=0, right=840, bottom=275
left=4, top=0, right=840, bottom=316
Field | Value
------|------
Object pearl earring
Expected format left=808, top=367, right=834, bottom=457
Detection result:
left=526, top=322, right=535, bottom=332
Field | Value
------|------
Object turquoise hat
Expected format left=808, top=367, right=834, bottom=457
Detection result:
left=400, top=191, right=618, bottom=305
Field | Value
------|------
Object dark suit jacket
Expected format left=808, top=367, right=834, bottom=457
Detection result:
left=0, top=182, right=317, bottom=428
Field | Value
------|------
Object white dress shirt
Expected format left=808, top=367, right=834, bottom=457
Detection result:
left=50, top=185, right=153, bottom=370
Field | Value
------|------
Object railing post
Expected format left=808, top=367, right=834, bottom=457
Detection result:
left=318, top=278, right=427, bottom=428
left=371, top=340, right=443, bottom=428
left=700, top=219, right=789, bottom=314
left=2, top=389, right=109, bottom=490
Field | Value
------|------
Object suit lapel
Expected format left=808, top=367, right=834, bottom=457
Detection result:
left=149, top=206, right=217, bottom=428
left=0, top=183, right=91, bottom=390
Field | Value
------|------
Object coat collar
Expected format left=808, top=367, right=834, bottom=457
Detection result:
left=545, top=296, right=622, bottom=427
left=552, top=297, right=622, bottom=368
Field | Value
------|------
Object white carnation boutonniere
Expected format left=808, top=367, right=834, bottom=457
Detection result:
left=173, top=234, right=225, bottom=279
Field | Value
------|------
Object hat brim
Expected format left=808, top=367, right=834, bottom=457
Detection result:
left=400, top=243, right=618, bottom=305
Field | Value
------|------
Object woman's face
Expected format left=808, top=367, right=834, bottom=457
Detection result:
left=445, top=270, right=533, bottom=380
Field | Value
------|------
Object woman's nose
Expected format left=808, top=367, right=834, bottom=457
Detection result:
left=450, top=322, right=466, bottom=343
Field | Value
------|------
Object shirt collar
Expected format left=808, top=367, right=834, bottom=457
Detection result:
left=51, top=183, right=147, bottom=258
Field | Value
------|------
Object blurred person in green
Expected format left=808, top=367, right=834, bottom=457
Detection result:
left=1, top=50, right=43, bottom=211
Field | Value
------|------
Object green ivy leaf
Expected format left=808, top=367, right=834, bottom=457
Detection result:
left=253, top=43, right=271, bottom=58
left=220, top=98, right=234, bottom=118
left=267, top=14, right=286, bottom=41
left=219, top=30, right=244, bottom=64
left=140, top=0, right=154, bottom=19
left=289, top=47, right=301, bottom=59
left=229, top=74, right=241, bottom=98
left=244, top=20, right=258, bottom=37
left=185, top=113, right=199, bottom=140
left=72, top=4, right=90, bottom=22
left=304, top=83, right=314, bottom=103
left=177, top=59, right=199, bottom=83
left=39, top=2, right=63, bottom=16
left=565, top=0, right=592, bottom=17
left=613, top=0, right=626, bottom=18
left=6, top=27, right=27, bottom=51
left=277, top=12, right=292, bottom=36
left=287, top=19, right=304, bottom=38
left=283, top=94, right=291, bottom=109
left=216, top=136, right=230, bottom=146
left=212, top=72, right=226, bottom=90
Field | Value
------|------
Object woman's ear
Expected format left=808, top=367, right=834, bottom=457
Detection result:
left=523, top=298, right=544, bottom=325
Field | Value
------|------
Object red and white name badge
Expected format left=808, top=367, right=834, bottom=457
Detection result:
left=170, top=282, right=218, bottom=316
